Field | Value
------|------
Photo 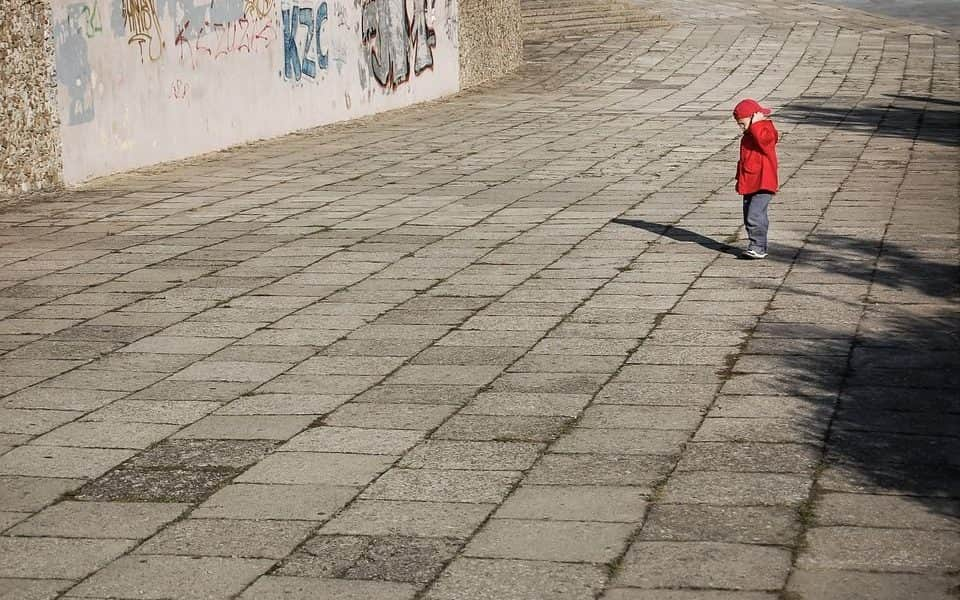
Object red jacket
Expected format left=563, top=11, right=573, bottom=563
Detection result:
left=736, top=120, right=779, bottom=195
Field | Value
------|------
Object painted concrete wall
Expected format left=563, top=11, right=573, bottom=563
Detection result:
left=50, top=0, right=460, bottom=183
left=1, top=0, right=62, bottom=195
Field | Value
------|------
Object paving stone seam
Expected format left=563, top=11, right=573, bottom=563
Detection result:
left=412, top=201, right=744, bottom=597
left=594, top=20, right=925, bottom=595
left=781, top=54, right=939, bottom=586
left=49, top=148, right=651, bottom=595
left=49, top=82, right=719, bottom=595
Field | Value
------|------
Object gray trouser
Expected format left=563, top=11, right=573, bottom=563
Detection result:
left=743, top=192, right=772, bottom=252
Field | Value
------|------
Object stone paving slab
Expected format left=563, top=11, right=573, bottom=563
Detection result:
left=0, top=0, right=958, bottom=597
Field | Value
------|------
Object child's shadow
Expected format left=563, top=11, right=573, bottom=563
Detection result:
left=611, top=218, right=742, bottom=257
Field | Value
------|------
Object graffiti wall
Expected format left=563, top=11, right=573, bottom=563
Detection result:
left=50, top=0, right=459, bottom=183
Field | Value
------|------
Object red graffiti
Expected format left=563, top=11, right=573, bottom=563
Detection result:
left=170, top=79, right=190, bottom=99
left=174, top=16, right=276, bottom=69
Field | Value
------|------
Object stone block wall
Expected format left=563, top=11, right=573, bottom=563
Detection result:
left=0, top=0, right=62, bottom=196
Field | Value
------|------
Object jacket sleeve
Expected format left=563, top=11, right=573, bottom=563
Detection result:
left=748, top=123, right=778, bottom=156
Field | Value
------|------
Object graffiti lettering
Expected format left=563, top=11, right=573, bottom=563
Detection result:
left=361, top=0, right=435, bottom=87
left=170, top=79, right=190, bottom=99
left=122, top=0, right=164, bottom=61
left=243, top=0, right=274, bottom=18
left=72, top=1, right=103, bottom=38
left=175, top=16, right=276, bottom=69
left=409, top=0, right=435, bottom=73
left=281, top=2, right=329, bottom=81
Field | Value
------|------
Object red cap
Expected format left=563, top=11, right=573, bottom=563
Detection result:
left=733, top=98, right=772, bottom=119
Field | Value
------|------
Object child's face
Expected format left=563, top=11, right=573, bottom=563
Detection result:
left=736, top=112, right=766, bottom=132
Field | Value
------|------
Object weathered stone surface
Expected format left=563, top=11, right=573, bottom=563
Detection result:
left=194, top=484, right=356, bottom=521
left=786, top=570, right=960, bottom=600
left=0, top=476, right=83, bottom=511
left=0, top=578, right=73, bottom=600
left=603, top=591, right=778, bottom=600
left=424, top=558, right=606, bottom=600
left=525, top=454, right=671, bottom=487
left=281, top=426, right=424, bottom=454
left=277, top=535, right=461, bottom=582
left=615, top=542, right=792, bottom=590
left=400, top=440, right=544, bottom=470
left=0, top=446, right=135, bottom=479
left=68, top=555, right=274, bottom=599
left=639, top=504, right=800, bottom=545
left=324, top=403, right=458, bottom=429
left=0, top=0, right=60, bottom=196
left=173, top=415, right=313, bottom=440
left=465, top=519, right=633, bottom=563
left=497, top=485, right=647, bottom=522
left=9, top=501, right=188, bottom=538
left=128, top=439, right=278, bottom=469
left=432, top=414, right=573, bottom=442
left=136, top=518, right=315, bottom=558
left=0, top=537, right=136, bottom=579
left=813, top=493, right=960, bottom=531
left=798, top=527, right=960, bottom=572
left=553, top=428, right=688, bottom=455
left=236, top=452, right=393, bottom=486
left=321, top=500, right=495, bottom=538
left=74, top=468, right=235, bottom=503
left=677, top=442, right=820, bottom=473
left=362, top=468, right=520, bottom=503
left=660, top=472, right=811, bottom=506
left=238, top=576, right=418, bottom=600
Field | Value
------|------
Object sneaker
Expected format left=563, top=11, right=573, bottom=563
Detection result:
left=742, top=248, right=768, bottom=259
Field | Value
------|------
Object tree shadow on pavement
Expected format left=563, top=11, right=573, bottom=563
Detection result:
left=612, top=217, right=960, bottom=510
left=743, top=308, right=960, bottom=509
left=774, top=100, right=960, bottom=147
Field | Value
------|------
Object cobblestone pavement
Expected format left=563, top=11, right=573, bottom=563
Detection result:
left=1, top=0, right=958, bottom=598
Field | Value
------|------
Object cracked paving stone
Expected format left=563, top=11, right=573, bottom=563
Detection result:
left=0, top=476, right=85, bottom=511
left=277, top=535, right=462, bottom=583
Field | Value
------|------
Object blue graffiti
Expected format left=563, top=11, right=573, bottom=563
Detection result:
left=55, top=5, right=96, bottom=125
left=282, top=2, right=328, bottom=81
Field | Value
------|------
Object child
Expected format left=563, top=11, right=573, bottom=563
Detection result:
left=733, top=98, right=779, bottom=259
